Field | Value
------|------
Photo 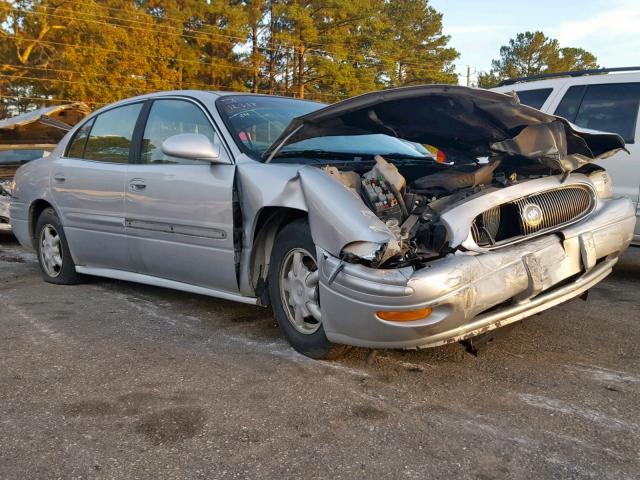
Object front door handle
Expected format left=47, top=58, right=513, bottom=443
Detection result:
left=129, top=179, right=147, bottom=191
left=53, top=174, right=66, bottom=183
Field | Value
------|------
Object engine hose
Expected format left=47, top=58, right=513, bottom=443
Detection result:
left=389, top=184, right=409, bottom=218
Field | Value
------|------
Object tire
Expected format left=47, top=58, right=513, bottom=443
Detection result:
left=35, top=207, right=84, bottom=285
left=268, top=219, right=350, bottom=360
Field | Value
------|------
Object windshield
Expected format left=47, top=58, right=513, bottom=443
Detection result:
left=216, top=95, right=323, bottom=159
left=0, top=149, right=46, bottom=165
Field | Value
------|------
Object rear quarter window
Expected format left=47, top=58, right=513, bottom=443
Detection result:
left=515, top=88, right=553, bottom=110
left=66, top=118, right=94, bottom=158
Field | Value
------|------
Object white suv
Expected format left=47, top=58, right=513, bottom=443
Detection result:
left=492, top=67, right=640, bottom=244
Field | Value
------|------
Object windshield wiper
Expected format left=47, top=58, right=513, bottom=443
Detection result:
left=380, top=153, right=433, bottom=161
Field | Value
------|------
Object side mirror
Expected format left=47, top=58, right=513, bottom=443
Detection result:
left=161, top=133, right=226, bottom=163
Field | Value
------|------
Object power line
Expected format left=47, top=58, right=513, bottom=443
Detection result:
left=0, top=64, right=349, bottom=99
left=4, top=36, right=263, bottom=73
left=0, top=64, right=241, bottom=91
left=7, top=4, right=438, bottom=71
left=58, top=1, right=386, bottom=56
left=0, top=94, right=106, bottom=105
left=44, top=2, right=264, bottom=45
left=0, top=72, right=269, bottom=97
left=8, top=5, right=255, bottom=52
left=0, top=72, right=152, bottom=93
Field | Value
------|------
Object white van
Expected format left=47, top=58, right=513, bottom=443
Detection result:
left=492, top=67, right=640, bottom=244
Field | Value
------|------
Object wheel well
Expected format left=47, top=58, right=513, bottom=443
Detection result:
left=250, top=207, right=307, bottom=302
left=29, top=199, right=54, bottom=244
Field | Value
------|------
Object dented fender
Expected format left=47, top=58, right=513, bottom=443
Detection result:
left=236, top=161, right=397, bottom=295
left=236, top=162, right=395, bottom=258
left=297, top=166, right=395, bottom=256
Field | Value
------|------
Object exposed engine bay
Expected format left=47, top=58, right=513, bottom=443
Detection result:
left=321, top=152, right=568, bottom=270
left=260, top=85, right=625, bottom=275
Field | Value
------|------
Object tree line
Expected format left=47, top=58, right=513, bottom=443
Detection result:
left=0, top=0, right=459, bottom=115
left=1, top=1, right=600, bottom=117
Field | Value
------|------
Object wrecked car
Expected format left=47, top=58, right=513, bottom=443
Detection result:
left=9, top=86, right=636, bottom=358
left=0, top=103, right=90, bottom=232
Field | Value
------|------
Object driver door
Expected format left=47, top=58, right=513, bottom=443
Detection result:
left=125, top=98, right=238, bottom=293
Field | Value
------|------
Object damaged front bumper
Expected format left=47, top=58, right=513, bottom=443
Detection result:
left=317, top=196, right=636, bottom=349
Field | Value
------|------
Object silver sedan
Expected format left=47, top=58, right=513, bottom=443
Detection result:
left=9, top=86, right=636, bottom=358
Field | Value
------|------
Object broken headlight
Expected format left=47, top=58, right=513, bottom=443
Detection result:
left=341, top=241, right=386, bottom=264
left=341, top=239, right=404, bottom=267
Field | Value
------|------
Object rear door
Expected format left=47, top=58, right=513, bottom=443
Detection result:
left=551, top=81, right=640, bottom=239
left=125, top=97, right=238, bottom=293
left=51, top=102, right=143, bottom=270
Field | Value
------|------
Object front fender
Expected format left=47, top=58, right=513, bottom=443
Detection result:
left=237, top=162, right=394, bottom=258
left=297, top=166, right=393, bottom=256
left=236, top=162, right=396, bottom=296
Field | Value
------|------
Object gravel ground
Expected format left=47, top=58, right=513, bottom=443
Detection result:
left=1, top=231, right=639, bottom=479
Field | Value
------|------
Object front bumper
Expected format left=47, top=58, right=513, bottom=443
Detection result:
left=318, top=196, right=636, bottom=349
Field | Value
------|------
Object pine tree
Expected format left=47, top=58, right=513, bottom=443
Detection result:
left=478, top=31, right=598, bottom=88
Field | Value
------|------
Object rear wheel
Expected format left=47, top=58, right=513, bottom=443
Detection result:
left=268, top=219, right=349, bottom=359
left=35, top=207, right=84, bottom=284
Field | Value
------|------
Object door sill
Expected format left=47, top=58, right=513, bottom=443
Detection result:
left=75, top=266, right=259, bottom=305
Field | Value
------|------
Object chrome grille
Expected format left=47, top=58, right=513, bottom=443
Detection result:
left=471, top=185, right=595, bottom=247
left=470, top=206, right=501, bottom=245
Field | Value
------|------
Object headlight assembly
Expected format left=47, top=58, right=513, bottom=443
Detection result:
left=589, top=170, right=613, bottom=199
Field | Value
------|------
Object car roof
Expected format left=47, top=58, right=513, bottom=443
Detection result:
left=492, top=71, right=640, bottom=93
left=89, top=90, right=323, bottom=117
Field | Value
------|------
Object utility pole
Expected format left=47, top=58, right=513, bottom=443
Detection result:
left=466, top=65, right=471, bottom=87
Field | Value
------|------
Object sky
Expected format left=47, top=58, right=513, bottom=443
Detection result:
left=429, top=0, right=640, bottom=85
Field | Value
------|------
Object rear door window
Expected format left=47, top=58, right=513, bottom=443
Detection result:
left=515, top=88, right=553, bottom=110
left=82, top=103, right=143, bottom=162
left=555, top=83, right=640, bottom=143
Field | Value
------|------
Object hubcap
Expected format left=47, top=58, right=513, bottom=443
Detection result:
left=279, top=248, right=321, bottom=335
left=39, top=224, right=63, bottom=277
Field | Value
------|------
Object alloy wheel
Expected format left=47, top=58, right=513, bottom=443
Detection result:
left=279, top=248, right=322, bottom=335
left=39, top=224, right=63, bottom=277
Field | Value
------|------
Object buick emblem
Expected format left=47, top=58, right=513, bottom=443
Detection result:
left=521, top=203, right=544, bottom=228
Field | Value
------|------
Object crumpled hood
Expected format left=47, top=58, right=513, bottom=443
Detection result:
left=263, top=85, right=624, bottom=171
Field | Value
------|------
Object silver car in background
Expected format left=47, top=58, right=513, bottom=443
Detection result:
left=9, top=86, right=636, bottom=358
left=491, top=67, right=640, bottom=244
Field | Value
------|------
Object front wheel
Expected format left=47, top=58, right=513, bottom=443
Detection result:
left=268, top=219, right=349, bottom=360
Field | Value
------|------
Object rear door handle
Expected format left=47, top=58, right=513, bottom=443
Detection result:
left=129, top=179, right=147, bottom=191
left=53, top=174, right=66, bottom=183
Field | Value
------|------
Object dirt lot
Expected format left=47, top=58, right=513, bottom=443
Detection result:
left=1, top=231, right=639, bottom=480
